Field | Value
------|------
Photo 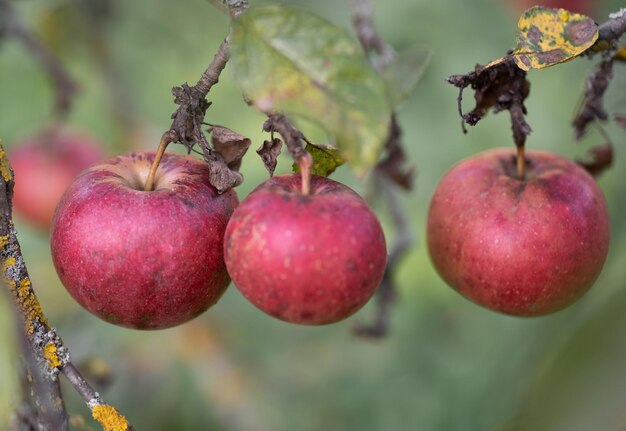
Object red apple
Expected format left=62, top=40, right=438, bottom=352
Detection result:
left=506, top=0, right=599, bottom=16
left=224, top=174, right=387, bottom=325
left=427, top=148, right=609, bottom=316
left=50, top=152, right=239, bottom=329
left=9, top=128, right=104, bottom=230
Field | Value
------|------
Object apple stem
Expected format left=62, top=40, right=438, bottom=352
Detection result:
left=517, top=145, right=525, bottom=180
left=298, top=153, right=313, bottom=195
left=144, top=131, right=176, bottom=191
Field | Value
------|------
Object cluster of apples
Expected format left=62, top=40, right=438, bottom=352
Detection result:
left=18, top=136, right=386, bottom=330
left=10, top=129, right=610, bottom=330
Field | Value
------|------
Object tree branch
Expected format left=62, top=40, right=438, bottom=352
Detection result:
left=349, top=0, right=415, bottom=338
left=0, top=146, right=133, bottom=431
left=597, top=8, right=626, bottom=44
left=152, top=0, right=250, bottom=194
left=0, top=0, right=79, bottom=117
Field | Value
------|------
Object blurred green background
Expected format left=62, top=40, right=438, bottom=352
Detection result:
left=1, top=0, right=625, bottom=429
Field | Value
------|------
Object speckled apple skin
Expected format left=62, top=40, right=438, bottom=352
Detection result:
left=10, top=128, right=103, bottom=229
left=224, top=174, right=387, bottom=325
left=51, top=152, right=238, bottom=329
left=427, top=148, right=609, bottom=316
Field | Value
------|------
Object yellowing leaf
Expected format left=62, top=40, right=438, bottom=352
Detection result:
left=512, top=7, right=598, bottom=71
left=230, top=5, right=391, bottom=174
left=293, top=143, right=345, bottom=177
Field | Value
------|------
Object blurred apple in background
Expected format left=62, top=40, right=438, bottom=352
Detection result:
left=506, top=0, right=600, bottom=16
left=9, top=127, right=104, bottom=230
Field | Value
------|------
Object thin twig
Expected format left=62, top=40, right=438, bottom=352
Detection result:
left=263, top=114, right=310, bottom=165
left=0, top=0, right=79, bottom=117
left=0, top=146, right=133, bottom=431
left=159, top=0, right=249, bottom=193
left=350, top=0, right=394, bottom=69
left=597, top=8, right=626, bottom=45
left=350, top=0, right=414, bottom=338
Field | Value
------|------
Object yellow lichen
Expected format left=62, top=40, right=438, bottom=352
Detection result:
left=43, top=343, right=62, bottom=369
left=0, top=235, right=9, bottom=249
left=2, top=257, right=48, bottom=333
left=92, top=405, right=129, bottom=431
left=0, top=145, right=14, bottom=183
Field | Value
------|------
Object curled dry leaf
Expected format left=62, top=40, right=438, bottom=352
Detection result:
left=577, top=143, right=613, bottom=177
left=573, top=56, right=613, bottom=139
left=447, top=59, right=530, bottom=135
left=210, top=125, right=251, bottom=171
left=376, top=116, right=415, bottom=190
left=207, top=156, right=244, bottom=194
left=256, top=138, right=282, bottom=177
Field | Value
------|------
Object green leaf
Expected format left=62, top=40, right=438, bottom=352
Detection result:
left=292, top=143, right=345, bottom=177
left=512, top=7, right=598, bottom=71
left=230, top=5, right=391, bottom=174
left=382, top=45, right=432, bottom=108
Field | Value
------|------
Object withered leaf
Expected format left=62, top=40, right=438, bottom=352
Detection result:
left=210, top=125, right=251, bottom=172
left=256, top=138, right=282, bottom=177
left=207, top=154, right=244, bottom=194
left=577, top=143, right=613, bottom=177
left=377, top=118, right=415, bottom=190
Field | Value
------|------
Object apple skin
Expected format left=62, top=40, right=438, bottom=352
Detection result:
left=50, top=152, right=239, bottom=329
left=427, top=148, right=609, bottom=316
left=224, top=174, right=387, bottom=325
left=9, top=128, right=104, bottom=229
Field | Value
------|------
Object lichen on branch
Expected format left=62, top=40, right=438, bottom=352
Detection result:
left=0, top=144, right=133, bottom=431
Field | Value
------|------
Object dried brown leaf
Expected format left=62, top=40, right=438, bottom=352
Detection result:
left=210, top=125, right=251, bottom=172
left=207, top=155, right=244, bottom=194
left=256, top=138, right=283, bottom=177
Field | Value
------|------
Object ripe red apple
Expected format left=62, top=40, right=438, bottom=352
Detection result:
left=224, top=174, right=387, bottom=325
left=427, top=148, right=609, bottom=316
left=50, top=152, right=239, bottom=329
left=9, top=128, right=104, bottom=230
left=506, top=0, right=599, bottom=16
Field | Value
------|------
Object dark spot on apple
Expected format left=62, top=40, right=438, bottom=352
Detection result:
left=181, top=198, right=195, bottom=208
left=300, top=310, right=314, bottom=320
left=134, top=315, right=153, bottom=330
left=100, top=310, right=119, bottom=324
